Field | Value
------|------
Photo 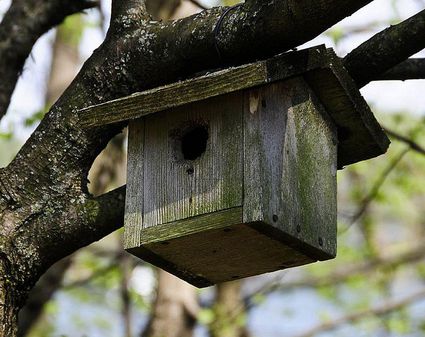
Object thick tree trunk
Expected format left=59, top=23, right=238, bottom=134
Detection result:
left=16, top=17, right=83, bottom=336
left=0, top=258, right=20, bottom=337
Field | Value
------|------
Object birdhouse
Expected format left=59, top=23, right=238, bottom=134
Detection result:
left=80, top=46, right=389, bottom=287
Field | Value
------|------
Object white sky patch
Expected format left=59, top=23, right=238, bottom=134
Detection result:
left=0, top=30, right=54, bottom=138
left=130, top=265, right=156, bottom=298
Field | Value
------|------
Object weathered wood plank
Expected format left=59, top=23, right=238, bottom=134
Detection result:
left=127, top=207, right=243, bottom=248
left=124, top=119, right=145, bottom=249
left=126, top=206, right=316, bottom=287
left=304, top=49, right=390, bottom=167
left=78, top=46, right=328, bottom=128
left=79, top=62, right=267, bottom=127
left=243, top=78, right=337, bottom=259
left=125, top=207, right=245, bottom=287
left=142, top=92, right=244, bottom=227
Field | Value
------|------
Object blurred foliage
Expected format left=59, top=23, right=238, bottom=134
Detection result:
left=221, top=0, right=242, bottom=6
left=59, top=14, right=86, bottom=47
left=0, top=135, right=21, bottom=167
left=24, top=108, right=48, bottom=127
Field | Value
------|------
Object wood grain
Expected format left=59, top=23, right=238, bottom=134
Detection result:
left=142, top=92, right=243, bottom=227
left=126, top=209, right=316, bottom=287
left=124, top=119, right=145, bottom=248
left=78, top=46, right=327, bottom=128
left=305, top=49, right=390, bottom=167
left=243, top=78, right=337, bottom=259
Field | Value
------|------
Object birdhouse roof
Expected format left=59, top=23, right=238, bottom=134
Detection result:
left=79, top=45, right=389, bottom=168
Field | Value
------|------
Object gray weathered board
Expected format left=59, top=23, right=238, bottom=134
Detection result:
left=79, top=45, right=390, bottom=168
left=78, top=45, right=390, bottom=287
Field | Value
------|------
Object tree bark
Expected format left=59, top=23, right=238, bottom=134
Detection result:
left=0, top=256, right=21, bottom=337
left=16, top=16, right=84, bottom=336
left=374, top=58, right=425, bottom=81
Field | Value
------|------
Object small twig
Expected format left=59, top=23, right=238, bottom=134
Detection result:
left=120, top=255, right=133, bottom=337
left=341, top=148, right=409, bottom=231
left=377, top=58, right=425, bottom=81
left=243, top=243, right=425, bottom=300
left=292, top=288, right=425, bottom=337
left=384, top=127, right=425, bottom=156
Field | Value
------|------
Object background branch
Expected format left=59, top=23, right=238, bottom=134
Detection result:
left=0, top=0, right=98, bottom=120
left=384, top=127, right=425, bottom=156
left=293, top=288, right=425, bottom=337
left=377, top=58, right=425, bottom=81
left=344, top=9, right=425, bottom=87
left=242, top=243, right=425, bottom=308
left=343, top=148, right=409, bottom=229
left=187, top=0, right=208, bottom=10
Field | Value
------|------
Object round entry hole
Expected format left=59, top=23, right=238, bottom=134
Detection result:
left=181, top=125, right=208, bottom=160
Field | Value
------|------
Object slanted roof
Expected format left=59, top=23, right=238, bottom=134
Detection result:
left=79, top=45, right=389, bottom=168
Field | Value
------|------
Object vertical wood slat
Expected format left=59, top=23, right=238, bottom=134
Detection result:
left=124, top=119, right=145, bottom=248
left=142, top=92, right=244, bottom=228
left=243, top=78, right=337, bottom=258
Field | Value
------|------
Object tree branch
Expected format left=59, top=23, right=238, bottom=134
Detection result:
left=342, top=148, right=409, bottom=229
left=243, top=243, right=425, bottom=307
left=344, top=9, right=425, bottom=87
left=69, top=186, right=126, bottom=257
left=216, top=0, right=376, bottom=64
left=293, top=288, right=425, bottom=337
left=0, top=0, right=99, bottom=120
left=384, top=127, right=425, bottom=156
left=376, top=58, right=425, bottom=81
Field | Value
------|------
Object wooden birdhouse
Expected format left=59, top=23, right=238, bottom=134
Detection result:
left=81, top=46, right=389, bottom=287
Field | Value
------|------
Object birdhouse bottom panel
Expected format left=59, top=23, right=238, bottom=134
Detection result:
left=126, top=207, right=320, bottom=287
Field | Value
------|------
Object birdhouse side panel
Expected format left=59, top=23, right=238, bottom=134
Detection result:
left=142, top=93, right=244, bottom=228
left=124, top=118, right=145, bottom=249
left=244, top=77, right=337, bottom=259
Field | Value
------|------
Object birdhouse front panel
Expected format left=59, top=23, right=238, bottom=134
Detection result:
left=142, top=92, right=243, bottom=227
